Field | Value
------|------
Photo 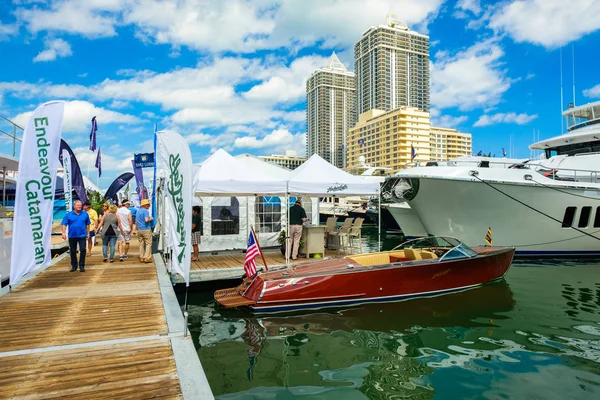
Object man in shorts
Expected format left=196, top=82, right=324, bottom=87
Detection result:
left=116, top=199, right=133, bottom=261
left=83, top=201, right=98, bottom=256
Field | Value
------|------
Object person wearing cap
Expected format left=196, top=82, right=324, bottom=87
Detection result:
left=288, top=199, right=307, bottom=260
left=116, top=199, right=134, bottom=261
left=136, top=198, right=154, bottom=263
left=83, top=201, right=98, bottom=256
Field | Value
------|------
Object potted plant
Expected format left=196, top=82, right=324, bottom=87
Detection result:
left=277, top=230, right=305, bottom=256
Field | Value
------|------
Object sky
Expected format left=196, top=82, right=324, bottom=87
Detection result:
left=1, top=0, right=600, bottom=189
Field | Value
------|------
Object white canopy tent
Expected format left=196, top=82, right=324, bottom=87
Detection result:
left=188, top=151, right=380, bottom=258
left=287, top=154, right=381, bottom=195
left=193, top=150, right=292, bottom=252
left=284, top=154, right=381, bottom=264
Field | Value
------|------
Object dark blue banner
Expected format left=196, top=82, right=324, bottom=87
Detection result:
left=104, top=172, right=134, bottom=203
left=59, top=139, right=88, bottom=203
left=134, top=152, right=155, bottom=168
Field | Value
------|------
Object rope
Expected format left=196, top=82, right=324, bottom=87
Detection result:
left=470, top=173, right=600, bottom=242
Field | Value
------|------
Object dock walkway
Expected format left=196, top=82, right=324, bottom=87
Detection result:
left=0, top=249, right=213, bottom=399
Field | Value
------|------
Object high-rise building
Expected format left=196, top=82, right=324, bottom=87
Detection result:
left=430, top=127, right=472, bottom=161
left=347, top=108, right=472, bottom=172
left=354, top=13, right=430, bottom=115
left=306, top=52, right=356, bottom=168
left=258, top=150, right=306, bottom=170
left=347, top=107, right=431, bottom=171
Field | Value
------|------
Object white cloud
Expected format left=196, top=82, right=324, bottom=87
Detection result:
left=16, top=0, right=120, bottom=37
left=12, top=100, right=143, bottom=133
left=432, top=115, right=468, bottom=128
left=15, top=0, right=444, bottom=53
left=234, top=128, right=297, bottom=149
left=0, top=21, right=18, bottom=40
left=473, top=112, right=538, bottom=127
left=488, top=0, right=600, bottom=48
left=457, top=0, right=482, bottom=15
left=583, top=84, right=600, bottom=98
left=33, top=38, right=73, bottom=62
left=431, top=39, right=512, bottom=111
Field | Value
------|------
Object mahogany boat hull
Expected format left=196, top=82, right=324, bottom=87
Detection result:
left=215, top=245, right=515, bottom=313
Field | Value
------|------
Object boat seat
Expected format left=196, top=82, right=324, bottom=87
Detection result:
left=404, top=248, right=422, bottom=261
left=420, top=250, right=438, bottom=259
left=349, top=253, right=390, bottom=266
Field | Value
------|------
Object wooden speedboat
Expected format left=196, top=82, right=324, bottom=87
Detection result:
left=214, top=237, right=515, bottom=313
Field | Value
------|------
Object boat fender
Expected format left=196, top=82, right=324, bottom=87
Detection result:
left=346, top=264, right=354, bottom=269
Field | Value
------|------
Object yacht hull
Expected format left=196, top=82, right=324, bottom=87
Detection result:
left=407, top=176, right=600, bottom=257
left=385, top=202, right=427, bottom=238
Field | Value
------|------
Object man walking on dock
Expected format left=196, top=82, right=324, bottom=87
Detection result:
left=61, top=200, right=91, bottom=272
left=136, top=198, right=154, bottom=263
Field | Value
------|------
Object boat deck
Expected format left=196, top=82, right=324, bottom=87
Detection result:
left=0, top=251, right=183, bottom=399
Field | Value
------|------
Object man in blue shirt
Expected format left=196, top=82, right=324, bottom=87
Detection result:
left=61, top=200, right=91, bottom=272
left=129, top=201, right=138, bottom=232
left=136, top=198, right=154, bottom=263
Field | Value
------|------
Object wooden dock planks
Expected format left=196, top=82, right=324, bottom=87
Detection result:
left=0, top=250, right=183, bottom=399
left=0, top=339, right=182, bottom=400
left=190, top=249, right=346, bottom=271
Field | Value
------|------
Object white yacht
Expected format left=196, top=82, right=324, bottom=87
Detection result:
left=390, top=101, right=600, bottom=257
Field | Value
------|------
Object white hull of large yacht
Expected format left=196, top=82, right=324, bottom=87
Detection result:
left=385, top=202, right=427, bottom=238
left=394, top=101, right=600, bottom=257
left=398, top=167, right=600, bottom=256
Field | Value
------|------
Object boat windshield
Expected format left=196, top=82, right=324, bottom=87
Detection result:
left=393, top=236, right=477, bottom=261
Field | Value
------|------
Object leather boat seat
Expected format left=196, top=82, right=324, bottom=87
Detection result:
left=404, top=248, right=422, bottom=261
left=420, top=250, right=438, bottom=259
left=349, top=253, right=390, bottom=266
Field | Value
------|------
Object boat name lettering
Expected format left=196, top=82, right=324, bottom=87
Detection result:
left=167, top=153, right=186, bottom=263
left=432, top=268, right=451, bottom=279
left=326, top=184, right=348, bottom=193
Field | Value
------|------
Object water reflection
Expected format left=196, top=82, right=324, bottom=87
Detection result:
left=561, top=282, right=600, bottom=317
left=187, top=253, right=600, bottom=399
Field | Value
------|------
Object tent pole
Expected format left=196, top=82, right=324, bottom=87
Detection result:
left=378, top=190, right=381, bottom=252
left=2, top=166, right=6, bottom=206
left=286, top=183, right=290, bottom=267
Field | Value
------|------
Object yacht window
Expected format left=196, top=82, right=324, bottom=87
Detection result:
left=578, top=207, right=591, bottom=228
left=562, top=207, right=577, bottom=228
left=594, top=207, right=600, bottom=228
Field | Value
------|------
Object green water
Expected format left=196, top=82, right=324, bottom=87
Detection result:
left=185, top=228, right=600, bottom=399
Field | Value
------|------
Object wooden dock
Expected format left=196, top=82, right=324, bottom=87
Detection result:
left=0, top=249, right=202, bottom=399
left=180, top=249, right=349, bottom=283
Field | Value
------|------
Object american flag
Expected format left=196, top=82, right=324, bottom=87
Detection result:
left=244, top=230, right=260, bottom=277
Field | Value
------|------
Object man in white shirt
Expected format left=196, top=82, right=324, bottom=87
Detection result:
left=116, top=199, right=134, bottom=261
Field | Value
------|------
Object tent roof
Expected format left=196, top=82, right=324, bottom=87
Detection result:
left=0, top=154, right=19, bottom=171
left=287, top=154, right=380, bottom=196
left=194, top=149, right=287, bottom=195
left=235, top=154, right=292, bottom=180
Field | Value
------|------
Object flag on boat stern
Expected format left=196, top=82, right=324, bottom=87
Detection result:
left=484, top=227, right=492, bottom=246
left=244, top=230, right=260, bottom=277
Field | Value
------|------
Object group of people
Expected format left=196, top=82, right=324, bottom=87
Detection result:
left=61, top=198, right=154, bottom=272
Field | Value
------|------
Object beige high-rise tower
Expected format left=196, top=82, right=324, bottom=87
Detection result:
left=354, top=13, right=430, bottom=115
left=306, top=52, right=356, bottom=168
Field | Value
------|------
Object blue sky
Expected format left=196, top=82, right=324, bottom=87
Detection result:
left=1, top=0, right=600, bottom=188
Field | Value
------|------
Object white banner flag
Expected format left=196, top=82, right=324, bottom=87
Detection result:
left=62, top=149, right=72, bottom=213
left=10, top=101, right=65, bottom=285
left=157, top=130, right=192, bottom=286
